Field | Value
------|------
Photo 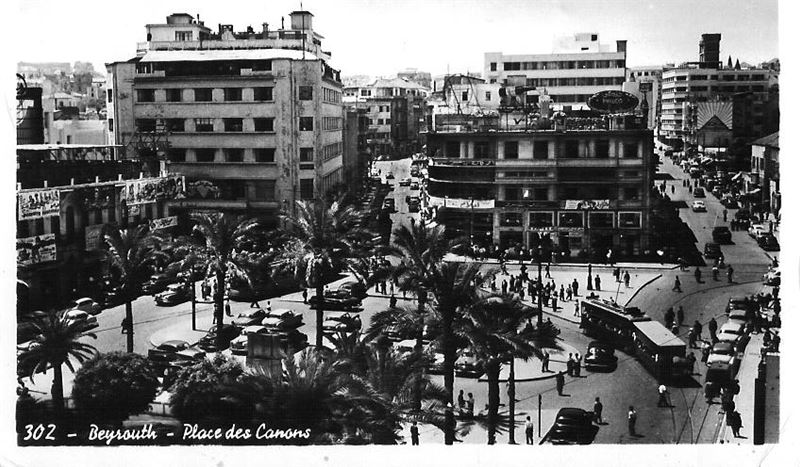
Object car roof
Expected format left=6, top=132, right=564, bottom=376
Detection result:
left=243, top=325, right=267, bottom=333
left=162, top=340, right=189, bottom=347
left=74, top=297, right=93, bottom=303
left=713, top=342, right=734, bottom=352
left=556, top=407, right=589, bottom=417
left=270, top=308, right=294, bottom=314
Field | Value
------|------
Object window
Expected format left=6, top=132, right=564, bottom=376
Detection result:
left=108, top=118, right=113, bottom=132
left=533, top=188, right=549, bottom=200
left=534, top=141, right=549, bottom=160
left=194, top=88, right=213, bottom=102
left=500, top=213, right=522, bottom=227
left=619, top=212, right=641, bottom=228
left=564, top=140, right=580, bottom=158
left=175, top=31, right=193, bottom=41
left=505, top=186, right=521, bottom=201
left=254, top=148, right=275, bottom=163
left=194, top=118, right=214, bottom=132
left=623, top=143, right=638, bottom=158
left=253, top=118, right=274, bottom=132
left=504, top=141, right=519, bottom=159
left=474, top=141, right=490, bottom=159
left=165, top=118, right=184, bottom=132
left=253, top=87, right=273, bottom=101
left=300, top=148, right=314, bottom=162
left=529, top=212, right=554, bottom=227
left=195, top=148, right=216, bottom=162
left=165, top=89, right=182, bottom=102
left=251, top=60, right=272, bottom=71
left=136, top=89, right=154, bottom=102
left=300, top=179, right=314, bottom=200
left=595, top=140, right=610, bottom=159
left=299, top=117, right=314, bottom=131
left=225, top=148, right=244, bottom=162
left=168, top=148, right=186, bottom=162
left=558, top=212, right=583, bottom=228
left=490, top=62, right=497, bottom=71
left=224, top=88, right=242, bottom=101
left=462, top=91, right=469, bottom=101
left=224, top=118, right=243, bottom=132
left=299, top=86, right=313, bottom=100
left=485, top=91, right=492, bottom=101
left=446, top=141, right=460, bottom=158
left=589, top=212, right=614, bottom=228
left=253, top=180, right=276, bottom=200
left=624, top=170, right=640, bottom=177
left=107, top=89, right=112, bottom=103
left=135, top=119, right=156, bottom=132
left=624, top=187, right=640, bottom=200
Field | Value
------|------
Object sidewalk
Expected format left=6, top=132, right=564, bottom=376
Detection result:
left=445, top=253, right=679, bottom=271
left=477, top=341, right=578, bottom=383
left=717, top=332, right=765, bottom=445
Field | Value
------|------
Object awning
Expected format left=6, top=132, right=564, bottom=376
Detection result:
left=140, top=49, right=318, bottom=63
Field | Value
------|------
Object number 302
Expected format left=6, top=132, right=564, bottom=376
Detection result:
left=23, top=424, right=56, bottom=441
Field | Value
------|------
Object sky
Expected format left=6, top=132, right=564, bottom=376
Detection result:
left=12, top=0, right=780, bottom=78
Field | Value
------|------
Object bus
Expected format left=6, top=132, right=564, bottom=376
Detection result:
left=580, top=298, right=651, bottom=349
left=631, top=321, right=688, bottom=382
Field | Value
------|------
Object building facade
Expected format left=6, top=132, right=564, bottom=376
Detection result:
left=425, top=112, right=654, bottom=261
left=484, top=33, right=627, bottom=110
left=107, top=11, right=344, bottom=220
left=749, top=132, right=779, bottom=218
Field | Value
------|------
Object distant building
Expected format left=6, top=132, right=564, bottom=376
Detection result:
left=397, top=68, right=432, bottom=89
left=484, top=33, right=628, bottom=111
left=16, top=76, right=44, bottom=145
left=107, top=11, right=344, bottom=221
left=749, top=132, right=779, bottom=218
left=624, top=66, right=663, bottom=130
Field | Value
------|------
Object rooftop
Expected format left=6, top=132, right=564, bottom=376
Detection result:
left=751, top=131, right=779, bottom=149
left=139, top=48, right=319, bottom=62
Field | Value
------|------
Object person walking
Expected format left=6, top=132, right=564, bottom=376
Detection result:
left=664, top=307, right=675, bottom=329
left=566, top=286, right=573, bottom=301
left=686, top=352, right=697, bottom=375
left=694, top=267, right=702, bottom=283
left=502, top=279, right=508, bottom=295
left=467, top=393, right=475, bottom=417
left=677, top=306, right=684, bottom=327
left=541, top=350, right=550, bottom=372
left=708, top=317, right=718, bottom=341
left=723, top=209, right=728, bottom=222
left=545, top=263, right=551, bottom=278
left=657, top=384, right=670, bottom=407
left=525, top=416, right=534, bottom=444
left=624, top=270, right=631, bottom=288
left=567, top=353, right=575, bottom=376
left=688, top=328, right=697, bottom=348
left=572, top=278, right=579, bottom=297
left=594, top=274, right=601, bottom=291
left=410, top=421, right=420, bottom=445
left=693, top=321, right=703, bottom=341
left=302, top=288, right=308, bottom=304
left=458, top=389, right=465, bottom=411
left=389, top=294, right=398, bottom=308
left=593, top=397, right=604, bottom=424
left=673, top=276, right=682, bottom=292
left=574, top=353, right=582, bottom=377
left=628, top=406, right=637, bottom=436
left=225, top=301, right=232, bottom=317
left=559, top=285, right=565, bottom=301
left=671, top=185, right=675, bottom=195
left=727, top=265, right=734, bottom=283
left=556, top=371, right=565, bottom=396
left=728, top=411, right=743, bottom=438
left=574, top=301, right=580, bottom=317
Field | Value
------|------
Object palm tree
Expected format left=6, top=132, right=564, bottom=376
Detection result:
left=103, top=224, right=168, bottom=352
left=17, top=311, right=98, bottom=413
left=172, top=213, right=261, bottom=349
left=457, top=294, right=538, bottom=444
left=277, top=196, right=374, bottom=348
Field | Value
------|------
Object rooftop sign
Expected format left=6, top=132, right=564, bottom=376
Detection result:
left=587, top=90, right=639, bottom=114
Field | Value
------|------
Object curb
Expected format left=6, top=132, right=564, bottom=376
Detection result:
left=444, top=255, right=679, bottom=271
left=624, top=274, right=663, bottom=307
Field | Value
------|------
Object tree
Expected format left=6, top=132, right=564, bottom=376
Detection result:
left=17, top=311, right=98, bottom=413
left=277, top=196, right=374, bottom=348
left=173, top=213, right=262, bottom=349
left=168, top=354, right=247, bottom=424
left=103, top=224, right=168, bottom=352
left=457, top=294, right=538, bottom=444
left=71, top=352, right=159, bottom=424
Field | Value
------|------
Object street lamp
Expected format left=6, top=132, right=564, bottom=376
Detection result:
left=414, top=285, right=427, bottom=412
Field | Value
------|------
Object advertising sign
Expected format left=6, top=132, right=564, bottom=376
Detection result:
left=564, top=199, right=610, bottom=210
left=428, top=196, right=445, bottom=207
left=17, top=233, right=57, bottom=266
left=18, top=189, right=60, bottom=221
left=83, top=185, right=116, bottom=210
left=121, top=176, right=184, bottom=205
left=150, top=216, right=178, bottom=230
left=587, top=90, right=639, bottom=114
left=638, top=82, right=653, bottom=93
left=84, top=224, right=106, bottom=251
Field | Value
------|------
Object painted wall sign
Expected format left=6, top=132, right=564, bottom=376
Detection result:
left=18, top=189, right=61, bottom=221
left=17, top=233, right=57, bottom=266
left=587, top=90, right=639, bottom=114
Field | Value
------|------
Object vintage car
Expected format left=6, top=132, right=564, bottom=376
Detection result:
left=584, top=341, right=618, bottom=371
left=261, top=309, right=303, bottom=331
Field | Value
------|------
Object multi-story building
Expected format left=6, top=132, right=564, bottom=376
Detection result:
left=659, top=33, right=777, bottom=149
left=107, top=11, right=344, bottom=221
left=749, top=131, right=779, bottom=218
left=343, top=77, right=428, bottom=157
left=484, top=33, right=627, bottom=111
left=624, top=66, right=663, bottom=130
left=424, top=110, right=654, bottom=261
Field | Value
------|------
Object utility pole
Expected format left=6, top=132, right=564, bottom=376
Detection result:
left=508, top=358, right=517, bottom=444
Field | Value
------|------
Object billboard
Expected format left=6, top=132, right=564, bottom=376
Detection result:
left=18, top=189, right=60, bottom=221
left=587, top=90, right=639, bottom=114
left=17, top=233, right=57, bottom=266
left=121, top=176, right=184, bottom=205
left=150, top=216, right=178, bottom=230
left=564, top=199, right=611, bottom=210
left=84, top=224, right=106, bottom=251
left=83, top=185, right=116, bottom=210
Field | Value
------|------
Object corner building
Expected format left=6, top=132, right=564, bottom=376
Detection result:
left=107, top=11, right=344, bottom=220
left=425, top=114, right=654, bottom=261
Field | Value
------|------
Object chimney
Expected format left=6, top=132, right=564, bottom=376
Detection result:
left=262, top=22, right=269, bottom=36
left=281, top=16, right=285, bottom=29
left=616, top=40, right=627, bottom=53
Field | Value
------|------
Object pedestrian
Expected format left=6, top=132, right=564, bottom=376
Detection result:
left=572, top=278, right=579, bottom=297
left=556, top=371, right=565, bottom=396
left=664, top=307, right=675, bottom=329
left=302, top=288, right=308, bottom=304
left=566, top=286, right=573, bottom=301
left=467, top=393, right=475, bottom=416
left=574, top=301, right=580, bottom=317
left=567, top=353, right=575, bottom=376
left=225, top=301, right=232, bottom=317
left=628, top=406, right=637, bottom=435
left=559, top=285, right=565, bottom=301
left=688, top=328, right=697, bottom=348
left=657, top=384, right=670, bottom=407
left=120, top=317, right=130, bottom=334
left=410, top=421, right=420, bottom=445
left=541, top=350, right=550, bottom=372
left=624, top=271, right=631, bottom=288
left=694, top=267, right=702, bottom=283
left=593, top=397, right=603, bottom=424
left=673, top=276, right=682, bottom=292
left=525, top=416, right=534, bottom=444
left=677, top=306, right=684, bottom=327
left=458, top=390, right=465, bottom=411
left=671, top=185, right=675, bottom=194
left=693, top=320, right=702, bottom=339
left=671, top=322, right=680, bottom=335
left=723, top=209, right=728, bottom=222
left=552, top=296, right=558, bottom=313
left=595, top=274, right=601, bottom=291
left=728, top=411, right=742, bottom=438
left=574, top=353, right=582, bottom=377
left=545, top=263, right=551, bottom=278
left=502, top=279, right=508, bottom=295
left=686, top=352, right=697, bottom=375
left=708, top=317, right=718, bottom=341
left=704, top=381, right=716, bottom=403
left=727, top=265, right=734, bottom=283
left=519, top=287, right=525, bottom=300
left=390, top=294, right=397, bottom=308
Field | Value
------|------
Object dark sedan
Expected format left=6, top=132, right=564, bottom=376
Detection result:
left=155, top=283, right=192, bottom=306
left=309, top=295, right=363, bottom=312
left=148, top=340, right=191, bottom=370
left=231, top=309, right=267, bottom=327
left=196, top=325, right=241, bottom=352
left=584, top=341, right=618, bottom=371
left=543, top=408, right=598, bottom=445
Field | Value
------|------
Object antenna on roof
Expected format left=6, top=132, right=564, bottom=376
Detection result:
left=300, top=1, right=305, bottom=60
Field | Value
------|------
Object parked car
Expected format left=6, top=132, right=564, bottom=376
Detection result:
left=229, top=325, right=269, bottom=354
left=584, top=341, right=618, bottom=371
left=231, top=309, right=267, bottom=327
left=398, top=177, right=412, bottom=187
left=155, top=283, right=192, bottom=306
left=692, top=187, right=706, bottom=197
left=99, top=286, right=125, bottom=308
left=720, top=196, right=739, bottom=208
left=711, top=186, right=723, bottom=197
left=64, top=309, right=99, bottom=332
left=67, top=297, right=102, bottom=315
left=410, top=166, right=420, bottom=177
left=309, top=295, right=363, bottom=312
left=703, top=242, right=722, bottom=259
left=455, top=349, right=483, bottom=378
left=142, top=274, right=177, bottom=295
left=196, top=324, right=241, bottom=352
left=763, top=269, right=780, bottom=286
left=544, top=408, right=598, bottom=445
left=167, top=347, right=207, bottom=370
left=261, top=309, right=303, bottom=330
left=322, top=312, right=362, bottom=334
left=726, top=296, right=758, bottom=315
left=748, top=224, right=768, bottom=239
left=335, top=281, right=368, bottom=300
left=727, top=309, right=750, bottom=329
left=712, top=226, right=732, bottom=244
left=385, top=172, right=394, bottom=180
left=706, top=342, right=738, bottom=367
left=177, top=264, right=205, bottom=282
left=148, top=340, right=191, bottom=369
left=757, top=233, right=780, bottom=251
left=691, top=200, right=706, bottom=212
left=382, top=198, right=396, bottom=212
left=410, top=181, right=420, bottom=190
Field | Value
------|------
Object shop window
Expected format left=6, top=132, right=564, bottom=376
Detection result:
left=558, top=212, right=583, bottom=227
left=589, top=212, right=614, bottom=228
left=500, top=212, right=522, bottom=226
left=529, top=212, right=554, bottom=227
left=619, top=212, right=641, bottom=228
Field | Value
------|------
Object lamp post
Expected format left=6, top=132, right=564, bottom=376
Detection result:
left=508, top=357, right=516, bottom=444
left=414, top=285, right=427, bottom=412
